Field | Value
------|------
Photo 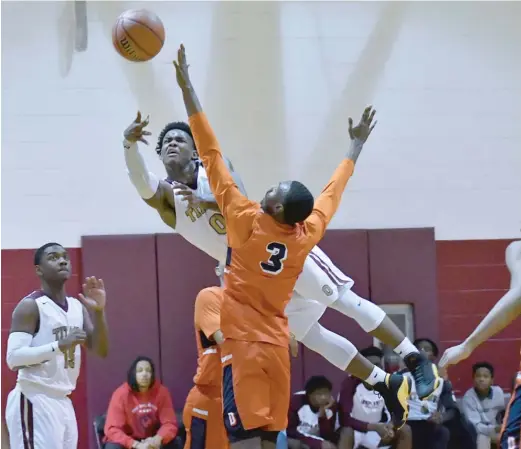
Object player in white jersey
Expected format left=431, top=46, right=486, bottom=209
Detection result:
left=5, top=242, right=109, bottom=449
left=121, top=112, right=439, bottom=401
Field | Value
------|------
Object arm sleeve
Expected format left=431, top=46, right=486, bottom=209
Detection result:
left=337, top=377, right=369, bottom=431
left=123, top=140, right=160, bottom=200
left=104, top=388, right=135, bottom=449
left=318, top=412, right=336, bottom=441
left=304, top=158, right=355, bottom=246
left=194, top=289, right=221, bottom=340
left=6, top=332, right=59, bottom=370
left=156, top=387, right=178, bottom=443
left=188, top=112, right=257, bottom=247
left=461, top=393, right=496, bottom=436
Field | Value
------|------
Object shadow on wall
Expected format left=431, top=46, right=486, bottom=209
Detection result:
left=301, top=1, right=407, bottom=190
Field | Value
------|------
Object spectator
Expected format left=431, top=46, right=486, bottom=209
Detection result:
left=404, top=338, right=451, bottom=449
left=104, top=356, right=178, bottom=449
left=337, top=346, right=411, bottom=449
left=287, top=375, right=339, bottom=449
left=461, top=362, right=505, bottom=449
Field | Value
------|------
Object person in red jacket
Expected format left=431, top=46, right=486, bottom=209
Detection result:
left=104, top=356, right=178, bottom=449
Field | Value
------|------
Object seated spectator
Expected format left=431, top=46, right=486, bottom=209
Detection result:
left=404, top=338, right=451, bottom=449
left=461, top=362, right=505, bottom=449
left=413, top=338, right=476, bottom=449
left=337, top=346, right=411, bottom=449
left=104, top=356, right=178, bottom=449
left=287, top=375, right=339, bottom=449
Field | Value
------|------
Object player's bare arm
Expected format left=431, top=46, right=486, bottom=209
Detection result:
left=306, top=107, right=377, bottom=242
left=123, top=112, right=177, bottom=229
left=78, top=277, right=109, bottom=358
left=440, top=240, right=521, bottom=368
left=6, top=298, right=87, bottom=370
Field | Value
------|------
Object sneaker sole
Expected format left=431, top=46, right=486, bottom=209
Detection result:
left=395, top=376, right=412, bottom=430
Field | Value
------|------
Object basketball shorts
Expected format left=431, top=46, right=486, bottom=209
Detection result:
left=183, top=384, right=228, bottom=449
left=221, top=339, right=290, bottom=441
left=287, top=246, right=354, bottom=341
left=500, top=375, right=521, bottom=449
left=353, top=430, right=392, bottom=449
left=5, top=386, right=77, bottom=449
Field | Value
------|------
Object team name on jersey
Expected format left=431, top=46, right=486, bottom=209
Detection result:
left=52, top=325, right=81, bottom=369
left=185, top=203, right=227, bottom=236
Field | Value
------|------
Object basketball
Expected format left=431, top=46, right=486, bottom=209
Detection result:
left=112, top=9, right=165, bottom=62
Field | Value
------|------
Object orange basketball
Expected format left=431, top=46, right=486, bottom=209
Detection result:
left=112, top=9, right=165, bottom=62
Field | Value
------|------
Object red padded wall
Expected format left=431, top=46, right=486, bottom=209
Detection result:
left=81, top=235, right=161, bottom=449
left=368, top=228, right=439, bottom=344
left=1, top=248, right=88, bottom=449
left=437, top=239, right=519, bottom=393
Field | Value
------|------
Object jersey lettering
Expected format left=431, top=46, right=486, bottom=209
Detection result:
left=260, top=242, right=288, bottom=275
left=53, top=326, right=77, bottom=369
left=185, top=204, right=227, bottom=235
left=209, top=213, right=226, bottom=235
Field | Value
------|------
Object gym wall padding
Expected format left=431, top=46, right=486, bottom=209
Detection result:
left=82, top=235, right=161, bottom=449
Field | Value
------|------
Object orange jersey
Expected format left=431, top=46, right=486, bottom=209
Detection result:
left=193, top=286, right=224, bottom=388
left=189, top=112, right=355, bottom=347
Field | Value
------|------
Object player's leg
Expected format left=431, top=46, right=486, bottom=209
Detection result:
left=297, top=247, right=439, bottom=399
left=5, top=388, right=66, bottom=449
left=264, top=344, right=291, bottom=449
left=62, top=397, right=78, bottom=449
left=331, top=288, right=439, bottom=399
left=183, top=387, right=207, bottom=449
left=499, top=379, right=521, bottom=449
left=300, top=321, right=410, bottom=428
left=222, top=339, right=272, bottom=449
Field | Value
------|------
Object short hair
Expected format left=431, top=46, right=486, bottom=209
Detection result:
left=472, top=361, right=494, bottom=377
left=127, top=355, right=156, bottom=392
left=360, top=346, right=384, bottom=359
left=413, top=338, right=439, bottom=357
left=283, top=181, right=314, bottom=225
left=155, top=121, right=196, bottom=156
left=34, top=242, right=63, bottom=265
left=304, top=375, right=332, bottom=396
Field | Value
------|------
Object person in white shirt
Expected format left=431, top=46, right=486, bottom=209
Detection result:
left=4, top=242, right=109, bottom=449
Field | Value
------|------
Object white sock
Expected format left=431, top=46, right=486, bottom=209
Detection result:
left=394, top=337, right=419, bottom=358
left=365, top=365, right=388, bottom=386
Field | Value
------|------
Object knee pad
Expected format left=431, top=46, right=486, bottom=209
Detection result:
left=331, top=289, right=385, bottom=332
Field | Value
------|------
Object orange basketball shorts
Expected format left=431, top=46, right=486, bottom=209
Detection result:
left=183, top=385, right=228, bottom=449
left=221, top=339, right=290, bottom=441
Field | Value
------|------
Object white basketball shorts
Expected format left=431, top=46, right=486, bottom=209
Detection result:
left=286, top=246, right=354, bottom=341
left=354, top=430, right=391, bottom=449
left=5, top=386, right=78, bottom=449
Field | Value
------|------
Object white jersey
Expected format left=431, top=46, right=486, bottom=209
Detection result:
left=17, top=291, right=84, bottom=397
left=168, top=162, right=228, bottom=263
left=351, top=382, right=390, bottom=424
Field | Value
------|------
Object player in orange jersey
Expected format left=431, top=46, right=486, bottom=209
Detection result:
left=183, top=265, right=228, bottom=449
left=173, top=45, right=411, bottom=449
left=440, top=240, right=521, bottom=449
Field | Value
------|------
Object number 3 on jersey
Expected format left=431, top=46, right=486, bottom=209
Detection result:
left=260, top=242, right=288, bottom=275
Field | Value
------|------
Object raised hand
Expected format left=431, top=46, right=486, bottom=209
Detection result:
left=172, top=182, right=202, bottom=207
left=439, top=343, right=473, bottom=368
left=124, top=111, right=152, bottom=145
left=173, top=43, right=191, bottom=90
left=78, top=277, right=106, bottom=312
left=348, top=106, right=377, bottom=143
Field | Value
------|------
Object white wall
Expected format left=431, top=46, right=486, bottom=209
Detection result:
left=2, top=1, right=520, bottom=249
